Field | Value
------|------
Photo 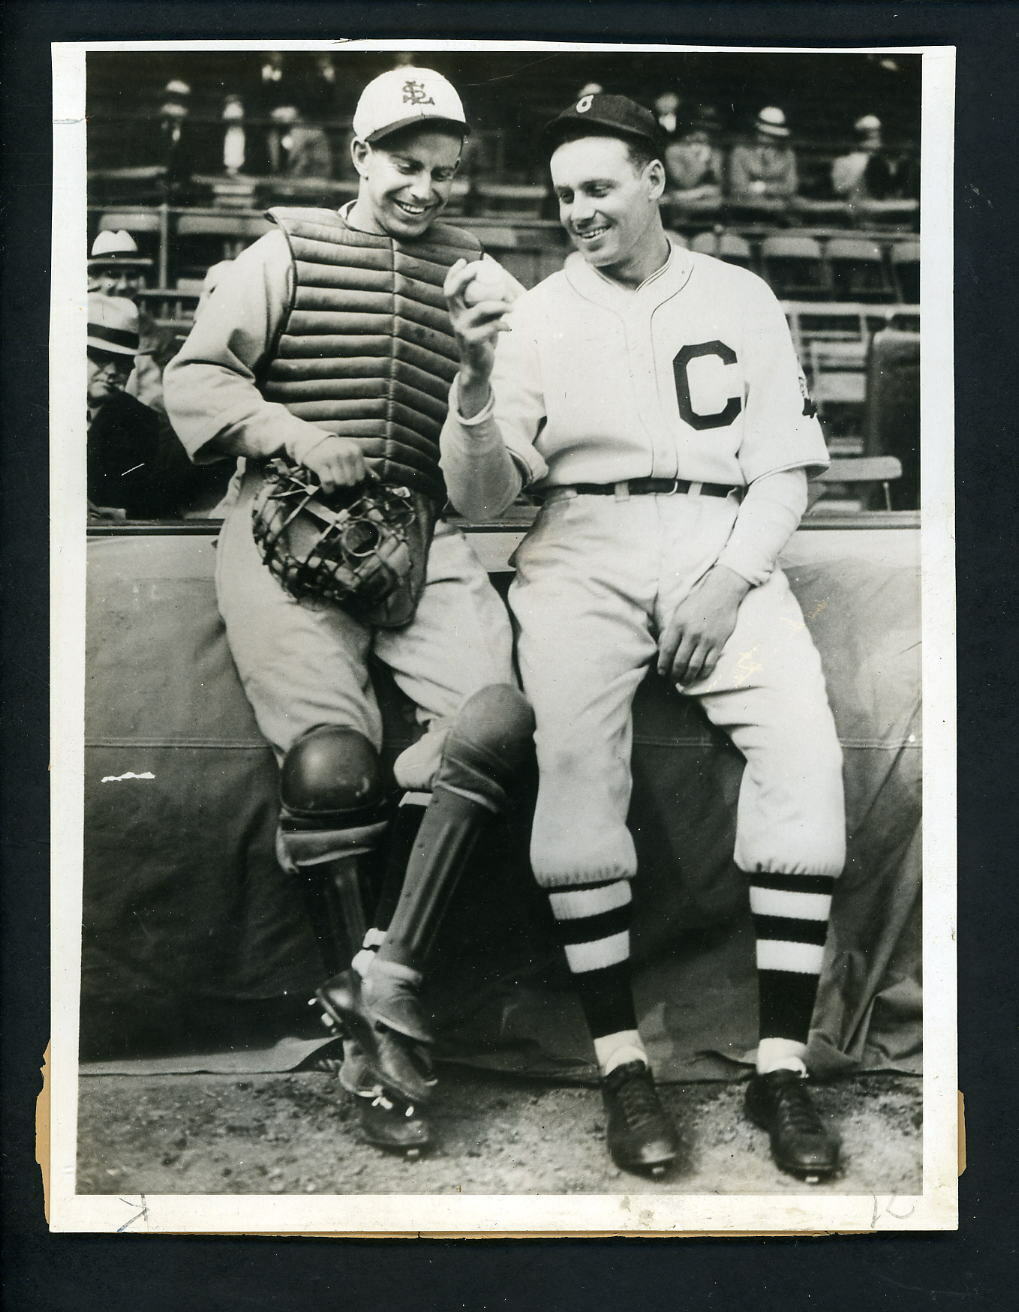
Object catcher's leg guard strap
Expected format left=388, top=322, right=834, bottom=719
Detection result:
left=376, top=685, right=534, bottom=971
left=277, top=726, right=389, bottom=971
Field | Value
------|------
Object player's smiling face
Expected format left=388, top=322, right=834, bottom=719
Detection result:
left=350, top=128, right=462, bottom=239
left=551, top=136, right=667, bottom=281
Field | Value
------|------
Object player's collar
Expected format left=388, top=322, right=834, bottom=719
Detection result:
left=564, top=235, right=694, bottom=308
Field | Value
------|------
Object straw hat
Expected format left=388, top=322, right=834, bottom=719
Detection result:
left=755, top=106, right=790, bottom=138
left=87, top=293, right=142, bottom=356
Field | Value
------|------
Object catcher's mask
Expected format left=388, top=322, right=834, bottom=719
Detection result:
left=252, top=459, right=422, bottom=624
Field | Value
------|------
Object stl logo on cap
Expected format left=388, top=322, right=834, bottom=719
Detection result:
left=353, top=66, right=467, bottom=143
left=576, top=95, right=594, bottom=113
left=402, top=79, right=436, bottom=108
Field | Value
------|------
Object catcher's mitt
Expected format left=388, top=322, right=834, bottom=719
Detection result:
left=252, top=459, right=421, bottom=624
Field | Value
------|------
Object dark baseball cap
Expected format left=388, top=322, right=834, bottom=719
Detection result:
left=543, top=93, right=663, bottom=153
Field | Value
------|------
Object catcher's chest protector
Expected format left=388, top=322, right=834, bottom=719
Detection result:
left=262, top=208, right=483, bottom=504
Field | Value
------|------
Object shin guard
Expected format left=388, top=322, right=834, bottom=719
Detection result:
left=277, top=726, right=389, bottom=972
left=377, top=684, right=534, bottom=972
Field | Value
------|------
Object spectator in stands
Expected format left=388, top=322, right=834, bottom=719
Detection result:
left=221, top=94, right=249, bottom=175
left=88, top=230, right=179, bottom=416
left=86, top=294, right=199, bottom=520
left=305, top=52, right=342, bottom=123
left=663, top=105, right=725, bottom=219
left=831, top=114, right=897, bottom=207
left=257, top=51, right=289, bottom=106
left=728, top=106, right=800, bottom=220
left=652, top=89, right=683, bottom=140
left=157, top=78, right=199, bottom=202
left=268, top=103, right=334, bottom=179
left=254, top=53, right=305, bottom=172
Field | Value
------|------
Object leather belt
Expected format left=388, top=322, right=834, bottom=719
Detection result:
left=543, top=477, right=735, bottom=500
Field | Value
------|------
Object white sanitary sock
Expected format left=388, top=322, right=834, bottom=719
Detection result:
left=594, top=1029, right=649, bottom=1077
left=756, top=1037, right=809, bottom=1076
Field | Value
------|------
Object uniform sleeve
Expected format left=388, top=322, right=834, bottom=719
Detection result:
left=162, top=230, right=337, bottom=467
left=738, top=279, right=830, bottom=484
left=714, top=467, right=808, bottom=586
left=440, top=298, right=549, bottom=520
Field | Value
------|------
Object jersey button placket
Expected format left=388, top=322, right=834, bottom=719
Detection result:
left=634, top=299, right=676, bottom=480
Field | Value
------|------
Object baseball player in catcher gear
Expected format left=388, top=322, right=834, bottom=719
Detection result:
left=440, top=93, right=846, bottom=1181
left=164, top=67, right=533, bottom=1157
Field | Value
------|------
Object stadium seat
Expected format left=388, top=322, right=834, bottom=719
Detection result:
left=174, top=212, right=273, bottom=282
left=760, top=234, right=832, bottom=300
left=891, top=240, right=920, bottom=305
left=864, top=329, right=920, bottom=509
left=690, top=230, right=754, bottom=271
left=808, top=339, right=869, bottom=454
left=853, top=198, right=920, bottom=231
left=826, top=237, right=894, bottom=303
left=473, top=182, right=548, bottom=220
left=97, top=209, right=163, bottom=235
left=809, top=340, right=868, bottom=404
left=812, top=455, right=903, bottom=512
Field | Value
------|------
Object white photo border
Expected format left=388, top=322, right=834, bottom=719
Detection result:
left=49, top=36, right=957, bottom=1235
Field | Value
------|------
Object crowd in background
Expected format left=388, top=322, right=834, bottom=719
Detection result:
left=83, top=52, right=920, bottom=523
left=87, top=51, right=921, bottom=219
left=86, top=234, right=230, bottom=521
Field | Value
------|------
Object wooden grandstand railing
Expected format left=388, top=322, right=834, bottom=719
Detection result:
left=91, top=199, right=919, bottom=297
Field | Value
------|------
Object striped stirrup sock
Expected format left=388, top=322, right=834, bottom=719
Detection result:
left=547, top=880, right=638, bottom=1041
left=750, top=872, right=836, bottom=1048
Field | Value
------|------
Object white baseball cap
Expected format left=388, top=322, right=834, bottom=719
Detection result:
left=352, top=67, right=468, bottom=144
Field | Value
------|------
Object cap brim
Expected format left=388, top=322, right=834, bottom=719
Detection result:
left=88, top=259, right=153, bottom=272
left=757, top=124, right=790, bottom=138
left=364, top=115, right=469, bottom=144
left=543, top=114, right=660, bottom=151
left=87, top=336, right=138, bottom=357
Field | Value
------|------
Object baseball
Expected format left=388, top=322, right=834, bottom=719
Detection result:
left=461, top=260, right=508, bottom=307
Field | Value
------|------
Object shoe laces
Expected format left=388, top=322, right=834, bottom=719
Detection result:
left=769, top=1075, right=824, bottom=1135
left=609, top=1063, right=664, bottom=1130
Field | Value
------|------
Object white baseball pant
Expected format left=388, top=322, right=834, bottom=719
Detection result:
left=509, top=491, right=846, bottom=888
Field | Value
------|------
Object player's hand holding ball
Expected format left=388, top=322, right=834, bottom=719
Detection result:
left=444, top=259, right=513, bottom=409
left=460, top=259, right=509, bottom=307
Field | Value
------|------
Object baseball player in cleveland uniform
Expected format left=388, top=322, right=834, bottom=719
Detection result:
left=164, top=68, right=533, bottom=1157
left=441, top=94, right=846, bottom=1180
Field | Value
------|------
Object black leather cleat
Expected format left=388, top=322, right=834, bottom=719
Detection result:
left=744, top=1069, right=841, bottom=1181
left=601, top=1061, right=679, bottom=1177
left=353, top=1087, right=431, bottom=1157
left=316, top=970, right=436, bottom=1106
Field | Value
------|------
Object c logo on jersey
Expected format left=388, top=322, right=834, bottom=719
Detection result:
left=672, top=341, right=743, bottom=431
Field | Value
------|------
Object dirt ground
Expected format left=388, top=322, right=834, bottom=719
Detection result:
left=76, top=1068, right=921, bottom=1196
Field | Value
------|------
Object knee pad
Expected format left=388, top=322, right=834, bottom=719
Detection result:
left=435, top=684, right=534, bottom=813
left=277, top=726, right=389, bottom=873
